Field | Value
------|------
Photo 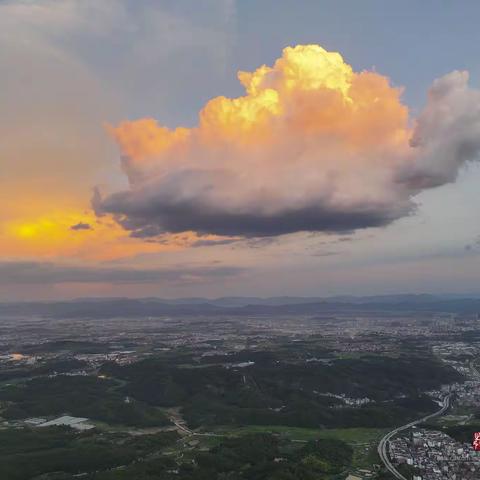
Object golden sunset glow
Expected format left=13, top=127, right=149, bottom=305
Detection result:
left=2, top=209, right=238, bottom=261
left=2, top=211, right=159, bottom=260
left=10, top=217, right=68, bottom=240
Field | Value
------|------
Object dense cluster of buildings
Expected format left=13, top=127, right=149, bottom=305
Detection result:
left=390, top=428, right=480, bottom=479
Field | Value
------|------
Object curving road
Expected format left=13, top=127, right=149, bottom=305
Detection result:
left=377, top=394, right=451, bottom=480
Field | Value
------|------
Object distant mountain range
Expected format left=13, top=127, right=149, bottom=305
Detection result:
left=71, top=293, right=480, bottom=306
left=1, top=294, right=480, bottom=318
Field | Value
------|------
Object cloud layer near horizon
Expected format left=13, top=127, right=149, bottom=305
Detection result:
left=0, top=261, right=242, bottom=285
left=95, top=45, right=480, bottom=238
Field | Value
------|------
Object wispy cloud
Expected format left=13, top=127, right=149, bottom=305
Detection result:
left=70, top=222, right=92, bottom=231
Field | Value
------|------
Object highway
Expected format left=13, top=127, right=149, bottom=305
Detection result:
left=377, top=394, right=451, bottom=480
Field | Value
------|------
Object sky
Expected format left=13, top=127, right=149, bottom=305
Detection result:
left=1, top=0, right=480, bottom=301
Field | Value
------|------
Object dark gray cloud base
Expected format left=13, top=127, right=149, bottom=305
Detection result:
left=96, top=187, right=407, bottom=237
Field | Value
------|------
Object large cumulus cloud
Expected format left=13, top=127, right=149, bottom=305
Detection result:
left=94, top=45, right=480, bottom=238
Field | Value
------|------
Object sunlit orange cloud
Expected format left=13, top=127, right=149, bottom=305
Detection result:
left=110, top=44, right=411, bottom=180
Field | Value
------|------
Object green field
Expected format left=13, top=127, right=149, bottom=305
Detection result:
left=211, top=425, right=388, bottom=443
